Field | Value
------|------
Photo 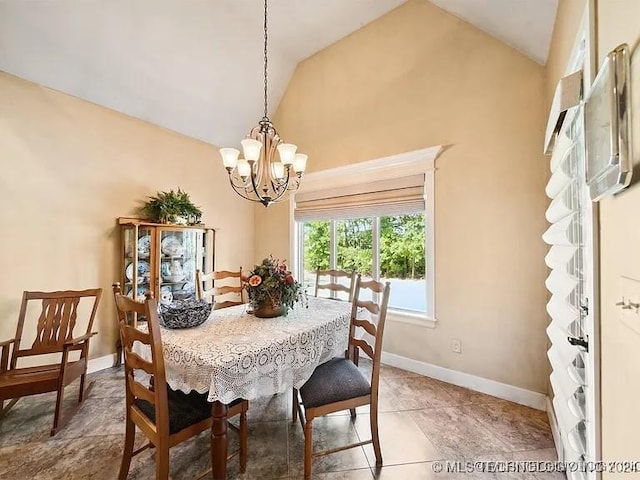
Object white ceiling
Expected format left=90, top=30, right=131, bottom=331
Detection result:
left=0, top=1, right=558, bottom=148
left=429, top=0, right=559, bottom=65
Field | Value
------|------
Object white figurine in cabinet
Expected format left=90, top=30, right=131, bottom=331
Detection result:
left=167, top=260, right=185, bottom=282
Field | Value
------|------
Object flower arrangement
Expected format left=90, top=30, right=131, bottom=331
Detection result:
left=244, top=257, right=306, bottom=317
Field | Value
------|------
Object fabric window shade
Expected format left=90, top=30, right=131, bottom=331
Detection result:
left=294, top=174, right=425, bottom=221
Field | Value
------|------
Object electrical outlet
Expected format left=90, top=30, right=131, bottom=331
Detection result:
left=451, top=338, right=462, bottom=354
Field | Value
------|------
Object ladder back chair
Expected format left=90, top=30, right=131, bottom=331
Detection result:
left=196, top=268, right=244, bottom=310
left=314, top=269, right=356, bottom=302
left=293, top=275, right=390, bottom=479
left=112, top=282, right=143, bottom=367
left=0, top=288, right=102, bottom=435
left=114, top=293, right=248, bottom=480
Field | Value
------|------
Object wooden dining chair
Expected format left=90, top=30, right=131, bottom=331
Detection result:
left=314, top=269, right=356, bottom=302
left=293, top=275, right=391, bottom=479
left=114, top=293, right=248, bottom=479
left=196, top=268, right=244, bottom=310
left=0, top=288, right=102, bottom=436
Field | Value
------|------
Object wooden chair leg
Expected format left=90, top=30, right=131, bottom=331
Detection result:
left=370, top=404, right=383, bottom=467
left=0, top=398, right=20, bottom=420
left=119, top=418, right=135, bottom=480
left=78, top=373, right=87, bottom=403
left=239, top=408, right=247, bottom=473
left=304, top=418, right=313, bottom=480
left=350, top=408, right=357, bottom=419
left=292, top=389, right=298, bottom=423
left=116, top=338, right=123, bottom=367
left=51, top=383, right=65, bottom=436
left=155, top=442, right=170, bottom=480
left=51, top=373, right=95, bottom=436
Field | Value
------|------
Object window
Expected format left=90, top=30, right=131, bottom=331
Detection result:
left=298, top=213, right=426, bottom=313
left=292, top=146, right=440, bottom=321
left=380, top=214, right=426, bottom=312
left=302, top=220, right=330, bottom=293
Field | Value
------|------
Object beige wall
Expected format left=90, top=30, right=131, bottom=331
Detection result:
left=545, top=0, right=588, bottom=106
left=0, top=72, right=254, bottom=359
left=257, top=0, right=550, bottom=393
left=545, top=0, right=640, bottom=473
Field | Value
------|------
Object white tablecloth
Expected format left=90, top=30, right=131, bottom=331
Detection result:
left=136, top=297, right=351, bottom=403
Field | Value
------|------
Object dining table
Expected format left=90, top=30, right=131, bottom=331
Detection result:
left=136, top=296, right=352, bottom=479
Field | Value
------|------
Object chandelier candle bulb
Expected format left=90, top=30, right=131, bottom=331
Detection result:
left=220, top=148, right=240, bottom=170
left=293, top=153, right=308, bottom=174
left=272, top=162, right=285, bottom=179
left=241, top=138, right=262, bottom=162
left=237, top=159, right=251, bottom=179
left=277, top=143, right=297, bottom=165
left=218, top=0, right=307, bottom=207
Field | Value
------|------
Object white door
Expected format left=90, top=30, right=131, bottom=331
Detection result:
left=543, top=9, right=600, bottom=478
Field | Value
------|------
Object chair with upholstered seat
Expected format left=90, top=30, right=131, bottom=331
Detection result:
left=196, top=268, right=244, bottom=310
left=113, top=292, right=248, bottom=479
left=293, top=274, right=390, bottom=479
left=0, top=289, right=102, bottom=436
left=314, top=269, right=356, bottom=302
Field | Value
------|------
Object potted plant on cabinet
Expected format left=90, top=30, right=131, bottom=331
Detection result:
left=140, top=189, right=203, bottom=225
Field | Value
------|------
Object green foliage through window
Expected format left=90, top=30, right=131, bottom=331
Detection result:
left=337, top=218, right=373, bottom=276
left=303, top=221, right=330, bottom=272
left=380, top=214, right=425, bottom=279
left=301, top=214, right=425, bottom=279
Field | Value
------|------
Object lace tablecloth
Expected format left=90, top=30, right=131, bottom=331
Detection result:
left=135, top=297, right=351, bottom=403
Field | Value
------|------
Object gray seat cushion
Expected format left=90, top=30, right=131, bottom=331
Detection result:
left=135, top=388, right=243, bottom=435
left=300, top=357, right=371, bottom=409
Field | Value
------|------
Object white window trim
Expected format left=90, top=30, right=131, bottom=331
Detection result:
left=290, top=146, right=441, bottom=326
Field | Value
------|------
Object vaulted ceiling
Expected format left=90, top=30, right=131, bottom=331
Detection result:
left=0, top=0, right=558, bottom=147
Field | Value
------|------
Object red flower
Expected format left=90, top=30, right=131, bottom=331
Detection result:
left=285, top=274, right=294, bottom=285
left=248, top=275, right=262, bottom=287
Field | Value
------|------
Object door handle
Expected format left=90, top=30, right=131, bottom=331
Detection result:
left=567, top=336, right=589, bottom=351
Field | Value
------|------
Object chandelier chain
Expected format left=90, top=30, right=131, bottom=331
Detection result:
left=263, top=0, right=268, bottom=119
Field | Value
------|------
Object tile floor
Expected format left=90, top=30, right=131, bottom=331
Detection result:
left=0, top=361, right=561, bottom=479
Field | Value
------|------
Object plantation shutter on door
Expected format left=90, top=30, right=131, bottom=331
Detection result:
left=543, top=108, right=590, bottom=479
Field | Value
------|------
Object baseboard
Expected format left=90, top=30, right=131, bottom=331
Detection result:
left=380, top=351, right=548, bottom=411
left=86, top=351, right=548, bottom=411
left=546, top=396, right=564, bottom=461
left=87, top=353, right=118, bottom=374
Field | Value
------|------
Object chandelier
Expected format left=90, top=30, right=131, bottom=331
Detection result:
left=219, top=0, right=307, bottom=207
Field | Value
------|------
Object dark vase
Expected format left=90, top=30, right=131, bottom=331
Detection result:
left=253, top=302, right=284, bottom=318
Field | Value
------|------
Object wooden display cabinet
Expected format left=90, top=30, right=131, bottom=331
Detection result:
left=118, top=218, right=215, bottom=305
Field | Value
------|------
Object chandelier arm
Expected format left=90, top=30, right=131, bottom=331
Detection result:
left=271, top=179, right=301, bottom=204
left=228, top=170, right=253, bottom=189
left=268, top=170, right=292, bottom=204
left=287, top=176, right=302, bottom=191
left=248, top=164, right=266, bottom=202
left=227, top=176, right=263, bottom=203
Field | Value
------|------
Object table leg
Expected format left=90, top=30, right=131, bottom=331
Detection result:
left=210, top=401, right=228, bottom=480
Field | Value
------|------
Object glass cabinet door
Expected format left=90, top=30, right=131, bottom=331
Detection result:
left=122, top=225, right=153, bottom=302
left=158, top=228, right=203, bottom=304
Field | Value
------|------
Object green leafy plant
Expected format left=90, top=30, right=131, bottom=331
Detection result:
left=244, top=256, right=306, bottom=315
left=140, top=189, right=203, bottom=225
